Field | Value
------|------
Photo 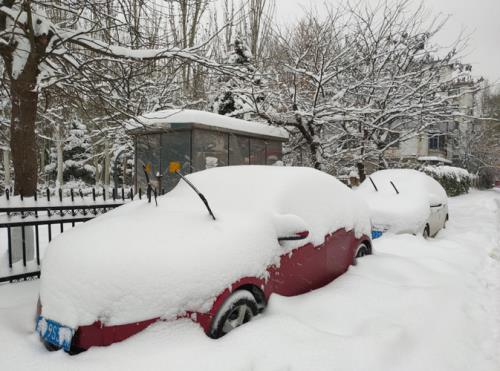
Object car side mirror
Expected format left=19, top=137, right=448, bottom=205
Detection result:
left=273, top=214, right=310, bottom=243
left=278, top=230, right=309, bottom=242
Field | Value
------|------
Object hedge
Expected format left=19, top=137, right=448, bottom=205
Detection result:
left=420, top=165, right=474, bottom=197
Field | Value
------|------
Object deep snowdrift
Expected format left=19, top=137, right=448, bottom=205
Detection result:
left=0, top=189, right=499, bottom=371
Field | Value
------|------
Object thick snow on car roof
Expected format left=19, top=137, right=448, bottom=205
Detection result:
left=356, top=169, right=447, bottom=233
left=40, top=166, right=370, bottom=328
left=128, top=109, right=289, bottom=140
left=172, top=166, right=370, bottom=240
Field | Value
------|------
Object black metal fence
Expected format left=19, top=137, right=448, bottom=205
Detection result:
left=0, top=187, right=139, bottom=284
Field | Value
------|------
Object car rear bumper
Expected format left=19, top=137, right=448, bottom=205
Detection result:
left=36, top=311, right=162, bottom=353
left=36, top=312, right=215, bottom=353
left=72, top=318, right=160, bottom=350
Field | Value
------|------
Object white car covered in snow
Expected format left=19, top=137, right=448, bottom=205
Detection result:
left=36, top=166, right=371, bottom=353
left=356, top=169, right=448, bottom=238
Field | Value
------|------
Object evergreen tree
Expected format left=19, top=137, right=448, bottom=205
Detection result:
left=211, top=35, right=258, bottom=119
left=63, top=121, right=95, bottom=184
left=45, top=120, right=95, bottom=187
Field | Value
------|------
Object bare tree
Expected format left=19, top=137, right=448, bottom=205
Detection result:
left=167, top=0, right=210, bottom=95
left=252, top=1, right=476, bottom=178
left=239, top=0, right=274, bottom=62
left=468, top=86, right=500, bottom=186
left=253, top=9, right=360, bottom=169
left=0, top=0, right=242, bottom=195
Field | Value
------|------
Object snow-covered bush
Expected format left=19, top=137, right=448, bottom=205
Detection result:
left=420, top=165, right=473, bottom=196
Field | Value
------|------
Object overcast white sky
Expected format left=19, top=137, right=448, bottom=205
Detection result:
left=272, top=0, right=500, bottom=87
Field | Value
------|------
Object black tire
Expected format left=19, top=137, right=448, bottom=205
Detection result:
left=209, top=290, right=258, bottom=339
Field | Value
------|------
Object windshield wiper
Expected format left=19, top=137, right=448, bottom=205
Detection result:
left=369, top=176, right=378, bottom=192
left=175, top=170, right=216, bottom=221
left=390, top=181, right=399, bottom=194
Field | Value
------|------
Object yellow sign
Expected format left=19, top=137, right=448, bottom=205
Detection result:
left=169, top=161, right=181, bottom=173
left=145, top=163, right=151, bottom=174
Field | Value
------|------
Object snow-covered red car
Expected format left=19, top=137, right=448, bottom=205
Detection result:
left=36, top=166, right=371, bottom=353
left=356, top=169, right=448, bottom=238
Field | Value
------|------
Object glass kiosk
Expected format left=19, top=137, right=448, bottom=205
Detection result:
left=129, top=110, right=288, bottom=193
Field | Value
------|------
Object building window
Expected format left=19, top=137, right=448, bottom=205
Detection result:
left=386, top=132, right=400, bottom=148
left=428, top=133, right=446, bottom=150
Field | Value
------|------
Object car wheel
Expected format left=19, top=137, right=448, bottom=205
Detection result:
left=423, top=225, right=430, bottom=239
left=353, top=242, right=371, bottom=265
left=210, top=290, right=258, bottom=339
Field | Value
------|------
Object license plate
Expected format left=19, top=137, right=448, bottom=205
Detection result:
left=371, top=230, right=383, bottom=239
left=36, top=316, right=74, bottom=352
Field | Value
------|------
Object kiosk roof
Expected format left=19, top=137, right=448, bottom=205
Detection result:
left=128, top=109, right=288, bottom=141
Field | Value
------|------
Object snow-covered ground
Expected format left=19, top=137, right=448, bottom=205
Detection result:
left=0, top=189, right=499, bottom=371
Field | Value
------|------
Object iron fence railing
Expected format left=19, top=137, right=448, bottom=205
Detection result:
left=0, top=187, right=138, bottom=284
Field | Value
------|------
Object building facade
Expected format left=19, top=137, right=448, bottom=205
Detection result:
left=387, top=63, right=482, bottom=168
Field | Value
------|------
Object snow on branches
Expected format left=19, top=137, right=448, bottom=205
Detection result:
left=247, top=2, right=480, bottom=176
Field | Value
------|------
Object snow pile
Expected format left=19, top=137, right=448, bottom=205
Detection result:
left=356, top=169, right=447, bottom=233
left=40, top=166, right=370, bottom=328
left=129, top=109, right=288, bottom=139
left=1, top=190, right=499, bottom=371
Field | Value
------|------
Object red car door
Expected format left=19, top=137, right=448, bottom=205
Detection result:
left=324, top=229, right=356, bottom=278
left=269, top=240, right=328, bottom=296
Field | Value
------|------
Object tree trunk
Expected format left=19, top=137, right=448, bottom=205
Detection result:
left=122, top=156, right=127, bottom=187
left=10, top=67, right=39, bottom=196
left=94, top=155, right=100, bottom=185
left=309, top=141, right=323, bottom=170
left=104, top=139, right=111, bottom=189
left=56, top=125, right=64, bottom=187
left=357, top=162, right=366, bottom=183
left=3, top=149, right=11, bottom=190
left=39, top=147, right=45, bottom=184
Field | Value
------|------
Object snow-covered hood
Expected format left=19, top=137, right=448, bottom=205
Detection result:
left=40, top=166, right=371, bottom=328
